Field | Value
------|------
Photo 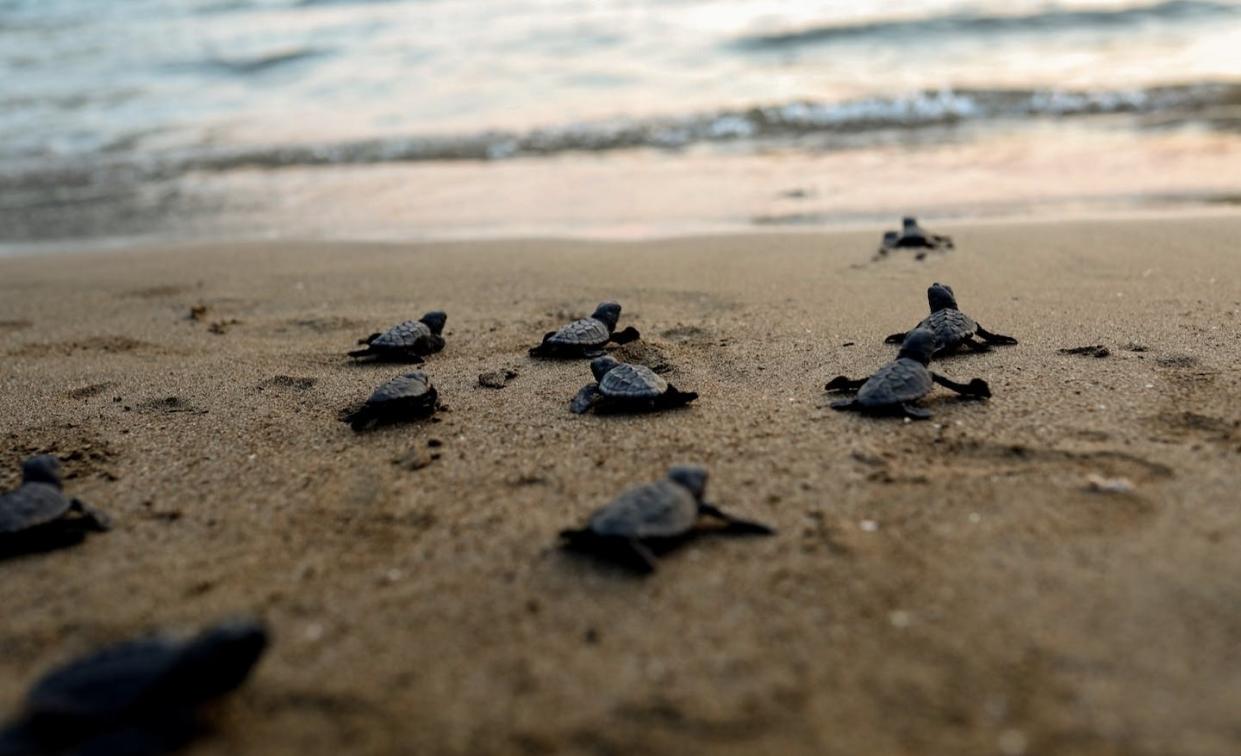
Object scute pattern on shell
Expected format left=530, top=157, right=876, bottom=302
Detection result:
left=598, top=363, right=667, bottom=398
left=371, top=320, right=431, bottom=349
left=919, top=308, right=977, bottom=348
left=0, top=484, right=71, bottom=533
left=588, top=480, right=699, bottom=539
left=28, top=637, right=178, bottom=719
left=367, top=373, right=432, bottom=404
left=548, top=317, right=610, bottom=347
left=857, top=358, right=933, bottom=406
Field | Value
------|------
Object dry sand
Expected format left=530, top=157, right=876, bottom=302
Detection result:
left=1, top=214, right=1239, bottom=755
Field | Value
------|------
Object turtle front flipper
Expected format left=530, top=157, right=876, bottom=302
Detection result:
left=825, top=375, right=867, bottom=393
left=347, top=347, right=377, bottom=360
left=830, top=398, right=859, bottom=411
left=698, top=503, right=774, bottom=536
left=931, top=373, right=991, bottom=398
left=883, top=331, right=908, bottom=345
left=422, top=334, right=447, bottom=354
left=70, top=499, right=111, bottom=532
left=570, top=384, right=603, bottom=414
left=358, top=333, right=381, bottom=346
left=609, top=326, right=641, bottom=345
left=975, top=324, right=1017, bottom=345
left=963, top=336, right=992, bottom=353
left=901, top=403, right=933, bottom=420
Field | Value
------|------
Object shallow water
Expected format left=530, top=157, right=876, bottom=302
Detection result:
left=2, top=0, right=1240, bottom=244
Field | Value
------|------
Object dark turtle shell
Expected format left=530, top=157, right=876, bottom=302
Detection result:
left=856, top=358, right=933, bottom=408
left=919, top=307, right=978, bottom=350
left=585, top=479, right=699, bottom=539
left=0, top=484, right=73, bottom=533
left=545, top=317, right=610, bottom=348
left=23, top=619, right=267, bottom=726
left=370, top=320, right=432, bottom=350
left=597, top=362, right=667, bottom=399
left=366, top=372, right=434, bottom=406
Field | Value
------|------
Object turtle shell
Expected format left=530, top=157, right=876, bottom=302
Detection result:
left=598, top=362, right=667, bottom=399
left=587, top=480, right=698, bottom=539
left=919, top=308, right=977, bottom=349
left=370, top=320, right=432, bottom=350
left=366, top=372, right=434, bottom=406
left=0, top=484, right=72, bottom=534
left=25, top=619, right=267, bottom=725
left=546, top=317, right=610, bottom=348
left=856, top=358, right=933, bottom=408
left=25, top=636, right=184, bottom=724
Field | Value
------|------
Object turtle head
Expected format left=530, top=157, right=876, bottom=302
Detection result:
left=928, top=282, right=957, bottom=312
left=175, top=618, right=269, bottom=699
left=667, top=465, right=709, bottom=501
left=21, top=455, right=63, bottom=487
left=419, top=310, right=447, bottom=335
left=901, top=216, right=918, bottom=231
left=899, top=328, right=937, bottom=365
left=590, top=302, right=622, bottom=332
left=589, top=355, right=621, bottom=381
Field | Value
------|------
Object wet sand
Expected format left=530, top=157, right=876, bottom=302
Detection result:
left=1, top=214, right=1239, bottom=755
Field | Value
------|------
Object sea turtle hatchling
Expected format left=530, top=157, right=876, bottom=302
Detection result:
left=343, top=372, right=439, bottom=431
left=877, top=216, right=954, bottom=258
left=884, top=283, right=1018, bottom=355
left=0, top=455, right=110, bottom=559
left=529, top=301, right=641, bottom=358
left=349, top=310, right=447, bottom=363
left=570, top=356, right=697, bottom=414
left=0, top=618, right=268, bottom=756
left=559, top=465, right=774, bottom=573
left=826, top=329, right=991, bottom=420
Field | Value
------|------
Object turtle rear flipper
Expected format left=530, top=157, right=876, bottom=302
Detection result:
left=570, top=384, right=603, bottom=414
left=528, top=332, right=559, bottom=357
left=347, top=347, right=376, bottom=360
left=70, top=499, right=111, bottom=532
left=654, top=386, right=697, bottom=410
left=830, top=398, right=859, bottom=412
left=357, top=333, right=381, bottom=346
left=343, top=405, right=380, bottom=432
left=560, top=530, right=657, bottom=574
left=975, top=324, right=1017, bottom=345
left=698, top=503, right=774, bottom=536
left=825, top=376, right=866, bottom=393
left=0, top=720, right=41, bottom=756
left=901, top=403, right=933, bottom=420
left=963, top=336, right=992, bottom=353
left=610, top=326, right=641, bottom=345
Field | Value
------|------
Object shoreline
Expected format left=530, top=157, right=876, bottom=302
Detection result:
left=2, top=215, right=1240, bottom=755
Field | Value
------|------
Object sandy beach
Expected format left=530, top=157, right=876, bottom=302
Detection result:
left=1, top=214, right=1239, bottom=755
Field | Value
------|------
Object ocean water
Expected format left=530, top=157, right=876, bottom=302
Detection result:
left=2, top=0, right=1240, bottom=244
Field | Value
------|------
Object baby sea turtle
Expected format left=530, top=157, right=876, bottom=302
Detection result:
left=529, top=301, right=641, bottom=358
left=570, top=356, right=697, bottom=415
left=343, top=372, right=438, bottom=431
left=559, top=465, right=774, bottom=573
left=884, top=283, right=1017, bottom=355
left=877, top=216, right=954, bottom=258
left=349, top=310, right=447, bottom=363
left=0, top=618, right=268, bottom=756
left=0, top=455, right=110, bottom=559
left=826, top=329, right=991, bottom=420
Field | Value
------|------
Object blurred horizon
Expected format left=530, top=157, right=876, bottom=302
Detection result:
left=2, top=0, right=1240, bottom=245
